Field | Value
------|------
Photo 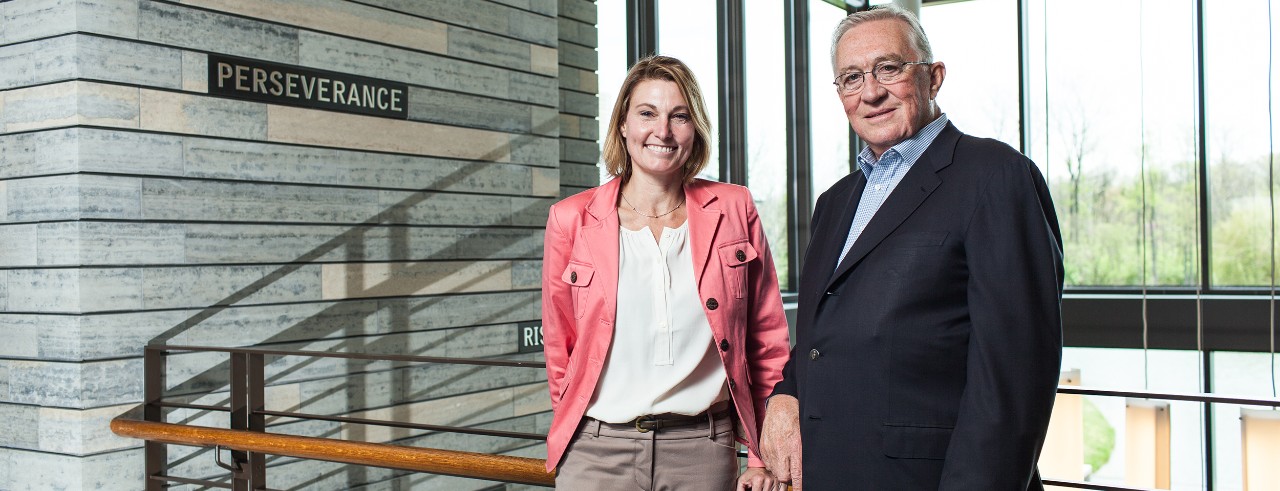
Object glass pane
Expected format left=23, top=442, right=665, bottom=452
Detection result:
left=1028, top=0, right=1198, bottom=287
left=1206, top=2, right=1280, bottom=287
left=1046, top=348, right=1205, bottom=489
left=657, top=0, right=720, bottom=181
left=1211, top=351, right=1280, bottom=490
left=597, top=0, right=627, bottom=184
left=745, top=0, right=791, bottom=291
left=809, top=0, right=852, bottom=204
left=921, top=0, right=1019, bottom=148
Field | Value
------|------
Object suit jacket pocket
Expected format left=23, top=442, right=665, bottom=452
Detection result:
left=881, top=423, right=953, bottom=460
left=561, top=262, right=595, bottom=319
left=717, top=241, right=757, bottom=299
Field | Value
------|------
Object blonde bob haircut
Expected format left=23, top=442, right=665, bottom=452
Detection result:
left=601, top=55, right=713, bottom=183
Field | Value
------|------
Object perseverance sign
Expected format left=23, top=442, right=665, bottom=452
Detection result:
left=208, top=54, right=409, bottom=119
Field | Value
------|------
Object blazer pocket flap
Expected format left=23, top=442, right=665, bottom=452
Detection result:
left=561, top=262, right=594, bottom=286
left=882, top=424, right=953, bottom=460
left=717, top=242, right=758, bottom=267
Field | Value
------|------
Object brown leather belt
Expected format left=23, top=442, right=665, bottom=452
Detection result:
left=598, top=401, right=733, bottom=433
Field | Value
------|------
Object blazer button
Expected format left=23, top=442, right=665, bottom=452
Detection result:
left=719, top=339, right=730, bottom=351
left=728, top=378, right=737, bottom=389
left=809, top=349, right=820, bottom=360
left=735, top=249, right=746, bottom=262
left=706, top=298, right=719, bottom=310
left=570, top=271, right=577, bottom=283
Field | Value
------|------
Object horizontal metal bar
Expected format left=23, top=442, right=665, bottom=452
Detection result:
left=1058, top=385, right=1280, bottom=407
left=149, top=474, right=233, bottom=489
left=147, top=345, right=546, bottom=369
left=158, top=401, right=231, bottom=413
left=1042, top=478, right=1151, bottom=491
left=259, top=410, right=546, bottom=441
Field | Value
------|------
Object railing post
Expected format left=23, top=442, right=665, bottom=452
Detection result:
left=247, top=353, right=267, bottom=488
left=229, top=352, right=250, bottom=491
left=143, top=346, right=166, bottom=491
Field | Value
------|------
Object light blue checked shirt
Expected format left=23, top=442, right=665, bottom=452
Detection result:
left=835, top=114, right=950, bottom=270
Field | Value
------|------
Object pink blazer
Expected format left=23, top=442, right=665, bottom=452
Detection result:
left=540, top=177, right=791, bottom=472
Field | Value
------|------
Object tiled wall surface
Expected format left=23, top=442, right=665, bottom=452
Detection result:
left=0, top=0, right=598, bottom=488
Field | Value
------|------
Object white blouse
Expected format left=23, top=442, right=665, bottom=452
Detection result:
left=584, top=222, right=728, bottom=423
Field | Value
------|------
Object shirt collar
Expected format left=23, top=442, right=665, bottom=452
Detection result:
left=856, top=113, right=950, bottom=176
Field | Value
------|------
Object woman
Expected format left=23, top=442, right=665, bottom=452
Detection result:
left=541, top=55, right=790, bottom=490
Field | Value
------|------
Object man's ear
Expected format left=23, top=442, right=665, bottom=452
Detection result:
left=928, top=61, right=946, bottom=99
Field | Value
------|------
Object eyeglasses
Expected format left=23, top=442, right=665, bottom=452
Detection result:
left=832, top=61, right=931, bottom=94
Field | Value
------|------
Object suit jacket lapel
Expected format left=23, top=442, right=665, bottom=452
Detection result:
left=826, top=123, right=960, bottom=291
left=802, top=171, right=867, bottom=309
left=581, top=178, right=621, bottom=320
left=685, top=180, right=722, bottom=288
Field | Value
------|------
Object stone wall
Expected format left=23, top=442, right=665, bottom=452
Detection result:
left=0, top=0, right=598, bottom=489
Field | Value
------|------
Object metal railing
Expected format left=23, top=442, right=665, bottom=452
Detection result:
left=114, top=344, right=1280, bottom=491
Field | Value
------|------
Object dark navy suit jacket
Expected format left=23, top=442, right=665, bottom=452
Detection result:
left=772, top=122, right=1064, bottom=490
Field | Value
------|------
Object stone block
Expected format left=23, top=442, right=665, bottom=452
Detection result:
left=183, top=137, right=533, bottom=194
left=138, top=0, right=299, bottom=64
left=2, top=81, right=140, bottom=133
left=140, top=178, right=379, bottom=223
left=406, top=86, right=531, bottom=134
left=7, top=174, right=142, bottom=223
left=320, top=260, right=521, bottom=300
left=266, top=105, right=512, bottom=162
left=558, top=0, right=597, bottom=25
left=560, top=161, right=600, bottom=188
left=3, top=358, right=142, bottom=407
left=508, top=71, right=558, bottom=107
left=0, top=446, right=145, bottom=491
left=558, top=88, right=598, bottom=118
left=560, top=185, right=590, bottom=199
left=511, top=197, right=553, bottom=226
left=375, top=290, right=539, bottom=332
left=0, top=224, right=38, bottom=266
left=377, top=190, right=514, bottom=226
left=556, top=39, right=597, bottom=72
left=37, top=403, right=137, bottom=454
left=0, top=129, right=79, bottom=178
left=296, top=30, right=510, bottom=99
left=531, top=105, right=560, bottom=137
left=557, top=16, right=597, bottom=48
left=558, top=65, right=598, bottom=93
left=183, top=223, right=456, bottom=264
left=447, top=25, right=532, bottom=72
left=38, top=221, right=186, bottom=266
left=530, top=44, right=559, bottom=77
left=139, top=89, right=268, bottom=140
left=77, top=34, right=184, bottom=89
left=0, top=35, right=77, bottom=89
left=531, top=167, right=559, bottom=197
left=76, top=128, right=185, bottom=176
left=176, top=0, right=447, bottom=54
left=560, top=137, right=600, bottom=165
left=0, top=403, right=39, bottom=448
left=505, top=6, right=558, bottom=47
left=508, top=134, right=558, bottom=166
left=141, top=264, right=324, bottom=310
left=510, top=259, right=543, bottom=289
left=81, top=267, right=144, bottom=312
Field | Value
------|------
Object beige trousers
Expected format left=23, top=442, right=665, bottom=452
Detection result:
left=555, top=411, right=738, bottom=491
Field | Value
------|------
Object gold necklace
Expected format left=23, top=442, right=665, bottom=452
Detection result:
left=620, top=192, right=685, bottom=219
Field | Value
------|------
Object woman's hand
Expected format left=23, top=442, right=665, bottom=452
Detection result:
left=736, top=466, right=783, bottom=490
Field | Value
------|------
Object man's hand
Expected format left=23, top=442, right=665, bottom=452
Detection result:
left=736, top=466, right=782, bottom=490
left=760, top=394, right=802, bottom=490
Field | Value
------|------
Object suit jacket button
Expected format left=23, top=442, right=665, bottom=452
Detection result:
left=706, top=298, right=719, bottom=310
left=570, top=271, right=577, bottom=283
left=728, top=378, right=737, bottom=389
left=809, top=349, right=820, bottom=360
left=735, top=249, right=746, bottom=262
left=719, top=339, right=730, bottom=351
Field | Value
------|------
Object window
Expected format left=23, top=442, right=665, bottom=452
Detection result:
left=657, top=0, right=721, bottom=181
left=745, top=0, right=791, bottom=290
left=809, top=0, right=854, bottom=204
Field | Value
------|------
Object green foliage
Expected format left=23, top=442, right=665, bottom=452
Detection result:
left=1082, top=398, right=1115, bottom=475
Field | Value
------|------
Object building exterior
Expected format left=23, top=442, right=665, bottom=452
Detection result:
left=0, top=0, right=598, bottom=488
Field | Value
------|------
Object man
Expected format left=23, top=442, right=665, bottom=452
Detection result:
left=760, top=5, right=1064, bottom=490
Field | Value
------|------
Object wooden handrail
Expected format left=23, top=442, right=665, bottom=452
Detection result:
left=111, top=416, right=555, bottom=487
